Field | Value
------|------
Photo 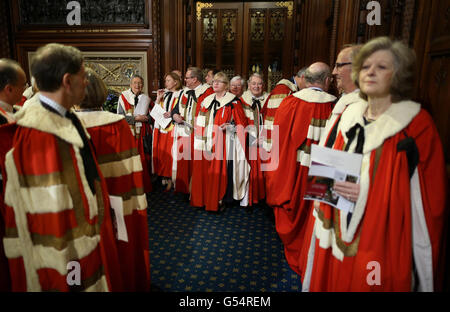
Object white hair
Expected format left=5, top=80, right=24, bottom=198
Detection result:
left=230, top=75, right=244, bottom=86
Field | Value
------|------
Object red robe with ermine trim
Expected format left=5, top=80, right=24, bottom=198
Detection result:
left=302, top=100, right=448, bottom=292
left=76, top=111, right=151, bottom=291
left=265, top=88, right=335, bottom=275
left=240, top=90, right=269, bottom=206
left=261, top=79, right=299, bottom=195
left=0, top=120, right=16, bottom=292
left=193, top=92, right=249, bottom=211
left=174, top=85, right=214, bottom=195
left=3, top=102, right=123, bottom=291
left=118, top=92, right=153, bottom=193
left=152, top=90, right=180, bottom=178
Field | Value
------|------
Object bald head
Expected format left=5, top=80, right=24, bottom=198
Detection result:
left=0, top=58, right=27, bottom=106
left=304, top=62, right=332, bottom=91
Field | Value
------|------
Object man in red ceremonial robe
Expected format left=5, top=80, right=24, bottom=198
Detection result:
left=76, top=68, right=150, bottom=291
left=239, top=73, right=269, bottom=207
left=170, top=67, right=214, bottom=198
left=265, top=62, right=336, bottom=276
left=3, top=44, right=122, bottom=291
left=319, top=45, right=362, bottom=148
left=0, top=58, right=27, bottom=291
left=261, top=68, right=306, bottom=181
left=117, top=75, right=153, bottom=193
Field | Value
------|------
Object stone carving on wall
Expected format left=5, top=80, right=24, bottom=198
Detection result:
left=28, top=51, right=148, bottom=94
left=19, top=0, right=146, bottom=25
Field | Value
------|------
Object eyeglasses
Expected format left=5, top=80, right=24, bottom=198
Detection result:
left=334, top=62, right=352, bottom=69
left=212, top=80, right=226, bottom=84
left=185, top=76, right=194, bottom=80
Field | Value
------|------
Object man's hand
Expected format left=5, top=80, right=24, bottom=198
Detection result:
left=163, top=112, right=171, bottom=119
left=135, top=115, right=149, bottom=122
left=333, top=181, right=360, bottom=202
left=172, top=113, right=183, bottom=124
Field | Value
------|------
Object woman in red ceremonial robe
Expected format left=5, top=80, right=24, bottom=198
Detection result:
left=152, top=72, right=183, bottom=191
left=300, top=37, right=448, bottom=292
left=193, top=72, right=249, bottom=211
left=76, top=69, right=150, bottom=291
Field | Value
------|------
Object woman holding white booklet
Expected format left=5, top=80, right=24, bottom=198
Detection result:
left=300, top=37, right=447, bottom=292
left=152, top=72, right=183, bottom=191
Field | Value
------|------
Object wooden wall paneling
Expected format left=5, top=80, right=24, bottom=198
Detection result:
left=334, top=0, right=361, bottom=50
left=0, top=0, right=12, bottom=58
left=281, top=2, right=295, bottom=77
left=415, top=0, right=450, bottom=168
left=292, top=1, right=302, bottom=71
left=414, top=0, right=450, bottom=292
left=160, top=0, right=186, bottom=81
left=8, top=0, right=157, bottom=94
left=187, top=0, right=195, bottom=68
left=297, top=0, right=334, bottom=67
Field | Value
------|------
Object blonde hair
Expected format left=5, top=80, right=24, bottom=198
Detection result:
left=352, top=37, right=416, bottom=102
left=214, top=72, right=229, bottom=89
left=80, top=67, right=107, bottom=109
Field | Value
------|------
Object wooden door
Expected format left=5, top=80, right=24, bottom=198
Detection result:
left=242, top=2, right=294, bottom=91
left=195, top=1, right=294, bottom=91
left=415, top=0, right=450, bottom=170
left=195, top=2, right=244, bottom=80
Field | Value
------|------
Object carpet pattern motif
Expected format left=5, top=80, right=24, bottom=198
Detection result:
left=147, top=187, right=302, bottom=292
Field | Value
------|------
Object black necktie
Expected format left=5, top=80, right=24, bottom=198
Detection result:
left=345, top=123, right=365, bottom=154
left=211, top=98, right=221, bottom=120
left=187, top=90, right=197, bottom=103
left=164, top=91, right=173, bottom=112
left=65, top=110, right=100, bottom=195
left=251, top=98, right=261, bottom=111
left=134, top=94, right=139, bottom=106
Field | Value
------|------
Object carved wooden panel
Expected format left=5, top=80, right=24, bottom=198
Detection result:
left=18, top=0, right=147, bottom=25
left=243, top=2, right=294, bottom=91
left=195, top=2, right=243, bottom=80
left=9, top=0, right=158, bottom=94
left=193, top=1, right=294, bottom=91
left=26, top=51, right=149, bottom=94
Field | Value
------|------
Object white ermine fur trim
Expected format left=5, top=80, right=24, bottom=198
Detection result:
left=201, top=92, right=236, bottom=110
left=76, top=111, right=124, bottom=128
left=293, top=88, right=337, bottom=104
left=14, top=98, right=87, bottom=148
left=337, top=100, right=421, bottom=243
left=241, top=90, right=269, bottom=107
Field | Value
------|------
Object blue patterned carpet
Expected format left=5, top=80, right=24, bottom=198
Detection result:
left=147, top=185, right=302, bottom=292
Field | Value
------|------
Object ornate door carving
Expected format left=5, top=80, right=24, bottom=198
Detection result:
left=195, top=2, right=244, bottom=81
left=195, top=1, right=294, bottom=91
